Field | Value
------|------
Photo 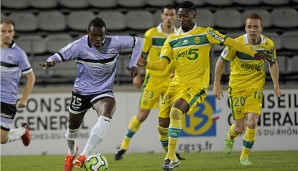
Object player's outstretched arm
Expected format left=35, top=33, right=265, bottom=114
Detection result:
left=224, top=37, right=270, bottom=60
left=143, top=58, right=168, bottom=71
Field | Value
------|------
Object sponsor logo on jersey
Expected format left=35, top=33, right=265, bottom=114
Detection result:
left=176, top=49, right=188, bottom=60
left=207, top=29, right=224, bottom=43
left=240, top=63, right=262, bottom=71
left=182, top=39, right=189, bottom=45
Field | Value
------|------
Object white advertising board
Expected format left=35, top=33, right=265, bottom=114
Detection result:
left=1, top=89, right=297, bottom=155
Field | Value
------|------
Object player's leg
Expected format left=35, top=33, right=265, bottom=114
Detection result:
left=225, top=118, right=245, bottom=154
left=0, top=102, right=29, bottom=145
left=158, top=117, right=185, bottom=163
left=225, top=89, right=245, bottom=154
left=240, top=112, right=259, bottom=165
left=1, top=126, right=28, bottom=144
left=64, top=112, right=86, bottom=171
left=158, top=117, right=170, bottom=152
left=165, top=99, right=187, bottom=161
left=115, top=108, right=150, bottom=160
left=162, top=99, right=187, bottom=171
left=116, top=77, right=164, bottom=160
left=65, top=93, right=91, bottom=171
left=74, top=96, right=115, bottom=168
left=239, top=89, right=262, bottom=165
left=124, top=109, right=151, bottom=148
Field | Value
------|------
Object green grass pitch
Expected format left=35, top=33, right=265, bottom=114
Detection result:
left=1, top=151, right=298, bottom=171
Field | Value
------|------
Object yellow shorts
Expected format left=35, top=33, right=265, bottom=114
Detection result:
left=158, top=84, right=207, bottom=118
left=139, top=73, right=171, bottom=109
left=228, top=88, right=263, bottom=120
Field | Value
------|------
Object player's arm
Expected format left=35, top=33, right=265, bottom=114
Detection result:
left=40, top=41, right=79, bottom=69
left=213, top=57, right=226, bottom=100
left=224, top=37, right=269, bottom=60
left=269, top=60, right=282, bottom=97
left=18, top=71, right=35, bottom=108
left=133, top=53, right=146, bottom=89
left=133, top=30, right=151, bottom=88
left=144, top=58, right=169, bottom=71
left=126, top=37, right=144, bottom=78
left=207, top=28, right=268, bottom=60
left=139, top=37, right=172, bottom=71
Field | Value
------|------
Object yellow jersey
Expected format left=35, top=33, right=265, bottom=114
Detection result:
left=220, top=34, right=276, bottom=92
left=143, top=24, right=175, bottom=76
left=161, top=26, right=227, bottom=89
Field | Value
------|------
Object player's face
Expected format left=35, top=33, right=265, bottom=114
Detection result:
left=245, top=19, right=263, bottom=44
left=88, top=26, right=106, bottom=48
left=1, top=23, right=15, bottom=46
left=161, top=8, right=176, bottom=28
left=177, top=8, right=196, bottom=32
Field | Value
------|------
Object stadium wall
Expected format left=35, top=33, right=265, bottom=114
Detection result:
left=2, top=89, right=298, bottom=155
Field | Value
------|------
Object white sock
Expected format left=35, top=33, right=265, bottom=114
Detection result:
left=81, top=116, right=111, bottom=156
left=65, top=128, right=79, bottom=156
left=7, top=127, right=26, bottom=143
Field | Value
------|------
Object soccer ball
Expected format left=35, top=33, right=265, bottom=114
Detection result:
left=84, top=153, right=108, bottom=171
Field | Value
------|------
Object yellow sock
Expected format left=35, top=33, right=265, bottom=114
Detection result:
left=158, top=125, right=169, bottom=152
left=240, top=127, right=256, bottom=159
left=227, top=124, right=241, bottom=141
left=121, top=115, right=141, bottom=150
left=166, top=107, right=183, bottom=161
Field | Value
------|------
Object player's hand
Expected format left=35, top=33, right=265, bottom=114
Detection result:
left=253, top=52, right=271, bottom=60
left=137, top=56, right=147, bottom=67
left=133, top=74, right=142, bottom=89
left=16, top=99, right=27, bottom=109
left=40, top=61, right=55, bottom=69
left=213, top=84, right=224, bottom=100
left=274, top=85, right=282, bottom=97
left=127, top=66, right=138, bottom=78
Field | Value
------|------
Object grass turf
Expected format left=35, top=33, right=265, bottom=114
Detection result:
left=1, top=151, right=298, bottom=171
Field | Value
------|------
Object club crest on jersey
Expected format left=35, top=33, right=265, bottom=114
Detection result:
left=8, top=56, right=14, bottom=61
left=194, top=37, right=200, bottom=44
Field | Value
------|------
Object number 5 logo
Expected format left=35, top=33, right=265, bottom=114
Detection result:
left=187, top=49, right=199, bottom=60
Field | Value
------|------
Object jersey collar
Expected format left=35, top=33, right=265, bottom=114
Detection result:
left=244, top=34, right=266, bottom=45
left=157, top=23, right=177, bottom=35
left=87, top=35, right=106, bottom=48
left=176, top=22, right=197, bottom=35
left=7, top=41, right=16, bottom=48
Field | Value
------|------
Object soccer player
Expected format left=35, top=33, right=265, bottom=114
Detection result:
left=1, top=19, right=35, bottom=146
left=213, top=14, right=282, bottom=165
left=115, top=4, right=184, bottom=161
left=40, top=17, right=143, bottom=171
left=137, top=1, right=270, bottom=170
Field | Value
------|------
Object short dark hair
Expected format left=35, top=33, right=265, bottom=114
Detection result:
left=162, top=4, right=176, bottom=13
left=88, top=17, right=106, bottom=31
left=178, top=1, right=196, bottom=13
left=246, top=14, right=263, bottom=27
left=1, top=18, right=15, bottom=27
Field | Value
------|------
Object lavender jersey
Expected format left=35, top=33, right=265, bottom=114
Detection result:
left=47, top=35, right=143, bottom=95
left=1, top=42, right=33, bottom=104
